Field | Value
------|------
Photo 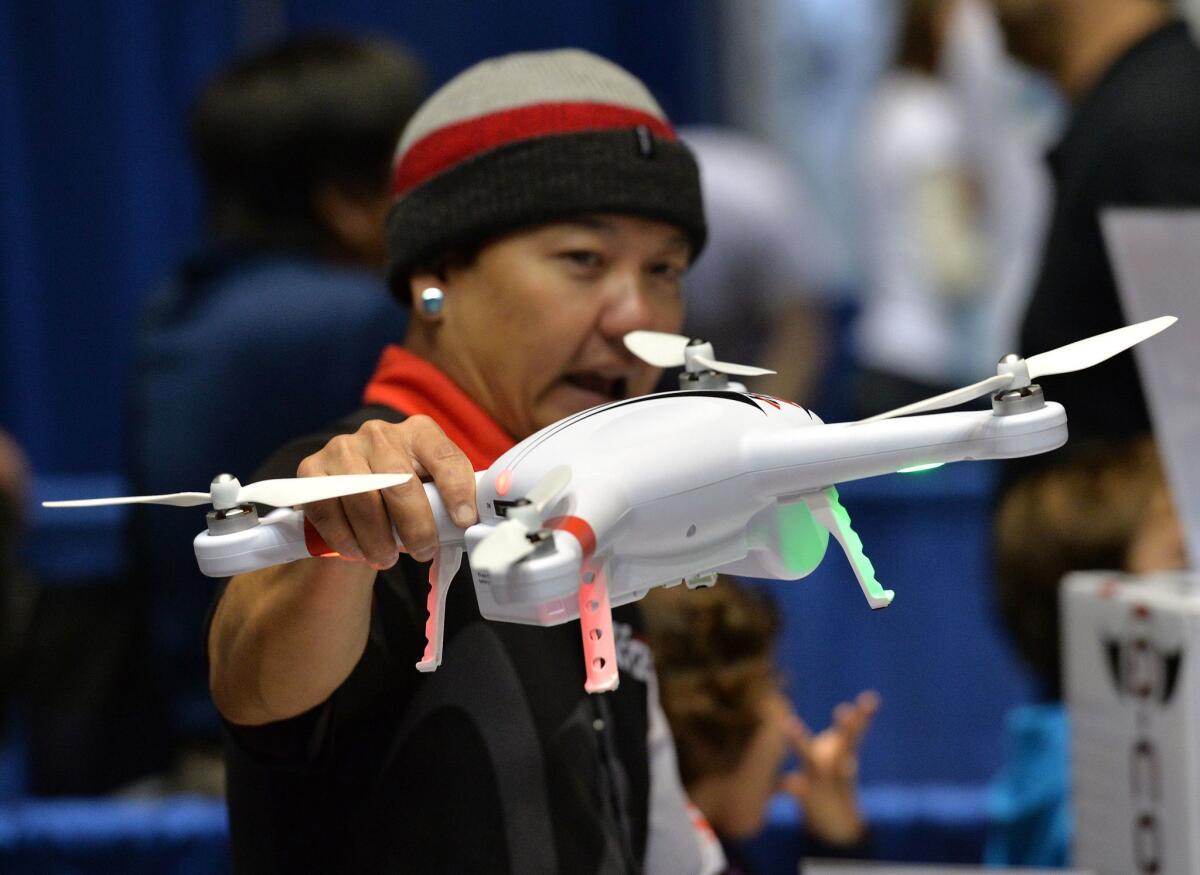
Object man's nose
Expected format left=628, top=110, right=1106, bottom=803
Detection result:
left=597, top=272, right=659, bottom=339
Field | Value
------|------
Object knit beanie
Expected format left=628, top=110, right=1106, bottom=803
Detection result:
left=385, top=48, right=706, bottom=296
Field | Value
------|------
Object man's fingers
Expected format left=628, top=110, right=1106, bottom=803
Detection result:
left=404, top=415, right=478, bottom=528
left=341, top=420, right=434, bottom=563
left=294, top=416, right=476, bottom=568
left=302, top=497, right=364, bottom=562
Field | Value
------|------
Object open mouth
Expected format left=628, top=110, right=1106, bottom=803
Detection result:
left=562, top=372, right=628, bottom=401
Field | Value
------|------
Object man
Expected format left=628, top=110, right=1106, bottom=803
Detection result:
left=208, top=49, right=717, bottom=873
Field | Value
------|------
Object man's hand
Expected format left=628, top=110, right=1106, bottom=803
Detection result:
left=209, top=415, right=478, bottom=727
left=780, top=690, right=880, bottom=847
left=297, top=414, right=478, bottom=567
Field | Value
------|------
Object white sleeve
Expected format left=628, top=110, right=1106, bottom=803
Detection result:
left=642, top=669, right=727, bottom=875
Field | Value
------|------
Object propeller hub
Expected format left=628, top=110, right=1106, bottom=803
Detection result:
left=506, top=502, right=542, bottom=530
left=678, top=369, right=728, bottom=390
left=210, top=474, right=242, bottom=511
left=996, top=354, right=1031, bottom=390
left=682, top=341, right=717, bottom=374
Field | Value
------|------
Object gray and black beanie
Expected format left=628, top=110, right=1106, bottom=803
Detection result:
left=385, top=48, right=706, bottom=297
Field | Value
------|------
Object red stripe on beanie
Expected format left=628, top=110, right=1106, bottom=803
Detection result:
left=392, top=101, right=675, bottom=195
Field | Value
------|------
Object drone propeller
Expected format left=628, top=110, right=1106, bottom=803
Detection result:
left=859, top=315, right=1177, bottom=423
left=623, top=330, right=775, bottom=377
left=42, top=472, right=413, bottom=511
left=471, top=465, right=572, bottom=573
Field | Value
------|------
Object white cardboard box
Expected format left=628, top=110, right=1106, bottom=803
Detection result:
left=1063, top=570, right=1200, bottom=875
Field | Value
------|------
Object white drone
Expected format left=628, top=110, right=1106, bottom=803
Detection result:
left=46, top=317, right=1175, bottom=694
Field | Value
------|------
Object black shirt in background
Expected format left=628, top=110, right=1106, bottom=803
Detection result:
left=1015, top=20, right=1200, bottom=473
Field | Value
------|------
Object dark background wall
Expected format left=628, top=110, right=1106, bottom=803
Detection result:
left=0, top=0, right=722, bottom=478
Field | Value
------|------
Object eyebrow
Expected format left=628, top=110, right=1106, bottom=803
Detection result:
left=563, top=217, right=690, bottom=253
left=563, top=217, right=618, bottom=234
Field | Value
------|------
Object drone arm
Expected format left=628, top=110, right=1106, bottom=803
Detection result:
left=195, top=479, right=476, bottom=578
left=194, top=509, right=313, bottom=577
left=749, top=403, right=1067, bottom=493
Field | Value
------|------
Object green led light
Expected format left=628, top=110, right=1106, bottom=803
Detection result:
left=896, top=462, right=945, bottom=474
left=778, top=500, right=829, bottom=575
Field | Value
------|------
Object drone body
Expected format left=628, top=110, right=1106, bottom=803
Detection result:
left=191, top=388, right=1067, bottom=692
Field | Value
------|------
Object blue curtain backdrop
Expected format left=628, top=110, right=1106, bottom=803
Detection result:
left=0, top=0, right=720, bottom=478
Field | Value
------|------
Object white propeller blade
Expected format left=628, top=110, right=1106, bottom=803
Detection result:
left=525, top=464, right=572, bottom=513
left=471, top=519, right=536, bottom=573
left=1025, top=315, right=1176, bottom=380
left=623, top=330, right=688, bottom=367
left=858, top=315, right=1176, bottom=423
left=624, top=330, right=776, bottom=376
left=43, top=492, right=213, bottom=509
left=692, top=353, right=776, bottom=377
left=43, top=473, right=412, bottom=510
left=858, top=374, right=1014, bottom=424
left=240, top=473, right=412, bottom=508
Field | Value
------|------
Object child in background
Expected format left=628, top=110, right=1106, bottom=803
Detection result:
left=643, top=578, right=878, bottom=872
left=988, top=434, right=1187, bottom=866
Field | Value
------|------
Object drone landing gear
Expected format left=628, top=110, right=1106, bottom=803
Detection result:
left=579, top=559, right=619, bottom=694
left=416, top=545, right=464, bottom=672
left=805, top=487, right=895, bottom=609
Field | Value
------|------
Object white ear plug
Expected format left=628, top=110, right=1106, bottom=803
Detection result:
left=420, top=287, right=445, bottom=315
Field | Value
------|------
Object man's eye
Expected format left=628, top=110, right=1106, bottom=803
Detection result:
left=560, top=250, right=603, bottom=269
left=651, top=262, right=685, bottom=282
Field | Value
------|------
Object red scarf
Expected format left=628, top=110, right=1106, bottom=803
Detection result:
left=362, top=346, right=514, bottom=469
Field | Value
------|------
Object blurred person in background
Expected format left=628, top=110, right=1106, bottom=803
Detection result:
left=985, top=2, right=1200, bottom=860
left=643, top=579, right=878, bottom=874
left=988, top=435, right=1186, bottom=866
left=679, top=128, right=846, bottom=407
left=126, top=35, right=423, bottom=792
left=852, top=0, right=1051, bottom=418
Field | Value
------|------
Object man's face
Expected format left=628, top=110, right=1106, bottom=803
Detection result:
left=988, top=0, right=1065, bottom=74
left=421, top=214, right=690, bottom=439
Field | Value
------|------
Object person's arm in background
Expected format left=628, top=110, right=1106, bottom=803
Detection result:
left=782, top=690, right=880, bottom=849
left=208, top=415, right=477, bottom=727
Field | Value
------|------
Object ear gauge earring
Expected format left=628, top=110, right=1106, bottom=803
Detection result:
left=420, top=287, right=445, bottom=316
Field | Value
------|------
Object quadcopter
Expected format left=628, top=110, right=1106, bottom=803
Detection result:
left=46, top=316, right=1176, bottom=694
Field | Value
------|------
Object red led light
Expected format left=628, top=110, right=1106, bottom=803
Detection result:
left=496, top=469, right=513, bottom=497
